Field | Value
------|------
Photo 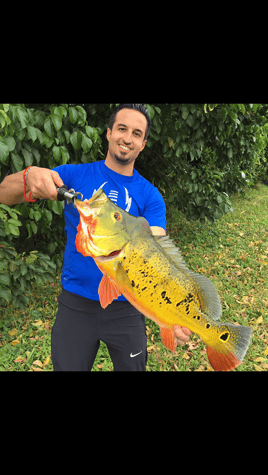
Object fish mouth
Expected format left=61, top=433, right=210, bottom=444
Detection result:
left=96, top=248, right=124, bottom=262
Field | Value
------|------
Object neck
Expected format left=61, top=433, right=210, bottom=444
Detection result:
left=105, top=151, right=135, bottom=177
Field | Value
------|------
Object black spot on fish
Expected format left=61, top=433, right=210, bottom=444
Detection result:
left=164, top=297, right=172, bottom=304
left=131, top=281, right=135, bottom=288
left=196, top=316, right=200, bottom=320
left=193, top=315, right=197, bottom=319
left=161, top=291, right=166, bottom=298
left=153, top=284, right=158, bottom=289
left=142, top=287, right=147, bottom=291
left=220, top=332, right=229, bottom=342
left=206, top=323, right=211, bottom=329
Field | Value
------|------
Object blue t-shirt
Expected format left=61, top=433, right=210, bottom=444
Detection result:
left=53, top=160, right=166, bottom=301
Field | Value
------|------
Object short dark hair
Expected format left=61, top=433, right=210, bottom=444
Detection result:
left=109, top=104, right=151, bottom=141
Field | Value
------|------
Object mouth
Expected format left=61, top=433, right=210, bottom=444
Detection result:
left=118, top=143, right=132, bottom=152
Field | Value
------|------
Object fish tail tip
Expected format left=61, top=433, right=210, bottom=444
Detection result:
left=206, top=346, right=242, bottom=371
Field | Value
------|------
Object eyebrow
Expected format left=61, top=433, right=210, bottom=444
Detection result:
left=117, top=123, right=143, bottom=135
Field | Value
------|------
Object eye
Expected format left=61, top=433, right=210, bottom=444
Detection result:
left=114, top=213, right=121, bottom=221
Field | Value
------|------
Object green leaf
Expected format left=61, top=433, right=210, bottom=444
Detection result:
left=63, top=129, right=70, bottom=143
left=0, top=109, right=11, bottom=126
left=8, top=218, right=22, bottom=226
left=27, top=125, right=37, bottom=142
left=145, top=104, right=155, bottom=120
left=5, top=136, right=16, bottom=151
left=228, top=110, right=237, bottom=122
left=8, top=223, right=20, bottom=236
left=76, top=106, right=87, bottom=122
left=70, top=130, right=82, bottom=150
left=81, top=133, right=93, bottom=153
left=60, top=146, right=69, bottom=165
left=0, top=115, right=6, bottom=128
left=21, top=148, right=33, bottom=167
left=16, top=107, right=28, bottom=128
left=20, top=263, right=28, bottom=276
left=51, top=200, right=64, bottom=215
left=0, top=287, right=12, bottom=303
left=44, top=209, right=52, bottom=223
left=182, top=106, right=189, bottom=120
left=58, top=106, right=67, bottom=118
left=11, top=153, right=24, bottom=172
left=44, top=116, right=54, bottom=137
left=0, top=140, right=9, bottom=164
left=239, top=104, right=246, bottom=115
left=186, top=114, right=195, bottom=127
left=227, top=148, right=233, bottom=159
left=86, top=126, right=94, bottom=139
left=34, top=211, right=42, bottom=222
left=51, top=113, right=62, bottom=132
left=52, top=145, right=61, bottom=162
left=0, top=274, right=10, bottom=286
left=69, top=107, right=78, bottom=124
left=30, top=221, right=38, bottom=234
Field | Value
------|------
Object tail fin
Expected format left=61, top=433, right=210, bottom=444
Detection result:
left=206, top=323, right=252, bottom=371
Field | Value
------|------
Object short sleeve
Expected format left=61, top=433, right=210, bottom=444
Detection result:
left=142, top=188, right=166, bottom=231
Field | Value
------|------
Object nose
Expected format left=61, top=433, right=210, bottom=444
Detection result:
left=122, top=132, right=132, bottom=145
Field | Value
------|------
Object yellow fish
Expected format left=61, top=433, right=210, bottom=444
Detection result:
left=75, top=189, right=252, bottom=371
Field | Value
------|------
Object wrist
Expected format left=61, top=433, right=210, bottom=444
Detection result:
left=23, top=167, right=37, bottom=202
left=24, top=166, right=37, bottom=188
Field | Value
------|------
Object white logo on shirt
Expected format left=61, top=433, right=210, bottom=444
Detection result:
left=92, top=183, right=132, bottom=212
left=92, top=182, right=108, bottom=196
left=124, top=187, right=132, bottom=212
left=108, top=190, right=119, bottom=203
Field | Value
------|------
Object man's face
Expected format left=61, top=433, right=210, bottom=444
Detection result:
left=106, top=109, right=147, bottom=167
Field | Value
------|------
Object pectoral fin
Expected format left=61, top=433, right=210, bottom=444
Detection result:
left=160, top=327, right=178, bottom=353
left=98, top=274, right=122, bottom=309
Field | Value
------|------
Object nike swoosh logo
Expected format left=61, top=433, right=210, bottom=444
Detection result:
left=130, top=351, right=142, bottom=358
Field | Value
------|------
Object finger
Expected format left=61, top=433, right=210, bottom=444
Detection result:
left=51, top=171, right=64, bottom=189
left=174, top=325, right=189, bottom=342
left=43, top=171, right=64, bottom=201
left=181, top=327, right=193, bottom=337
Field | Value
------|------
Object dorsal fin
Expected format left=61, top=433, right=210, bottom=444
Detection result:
left=153, top=235, right=222, bottom=321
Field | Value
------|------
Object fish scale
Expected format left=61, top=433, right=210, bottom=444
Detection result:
left=75, top=189, right=253, bottom=371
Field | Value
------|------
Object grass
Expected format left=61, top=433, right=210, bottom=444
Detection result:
left=1, top=183, right=268, bottom=371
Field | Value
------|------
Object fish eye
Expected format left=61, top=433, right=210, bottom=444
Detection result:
left=114, top=212, right=121, bottom=221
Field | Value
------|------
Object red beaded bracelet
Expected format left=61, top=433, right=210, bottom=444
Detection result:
left=23, top=167, right=37, bottom=203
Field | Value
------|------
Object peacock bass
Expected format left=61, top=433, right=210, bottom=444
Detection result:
left=75, top=189, right=252, bottom=371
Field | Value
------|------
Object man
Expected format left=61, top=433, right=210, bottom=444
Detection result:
left=0, top=104, right=192, bottom=371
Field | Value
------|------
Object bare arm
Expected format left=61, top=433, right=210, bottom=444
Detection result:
left=0, top=168, right=64, bottom=206
left=150, top=226, right=166, bottom=236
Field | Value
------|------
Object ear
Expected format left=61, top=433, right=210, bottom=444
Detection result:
left=106, top=128, right=111, bottom=142
left=141, top=139, right=147, bottom=151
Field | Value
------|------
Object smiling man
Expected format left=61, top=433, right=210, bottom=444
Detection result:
left=0, top=103, right=192, bottom=371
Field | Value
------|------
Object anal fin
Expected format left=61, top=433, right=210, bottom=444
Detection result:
left=98, top=274, right=122, bottom=309
left=160, top=327, right=178, bottom=353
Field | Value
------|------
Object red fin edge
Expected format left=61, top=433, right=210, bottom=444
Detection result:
left=206, top=346, right=242, bottom=371
left=160, top=327, right=178, bottom=353
left=98, top=275, right=122, bottom=309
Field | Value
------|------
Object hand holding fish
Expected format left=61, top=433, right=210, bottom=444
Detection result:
left=174, top=326, right=192, bottom=345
